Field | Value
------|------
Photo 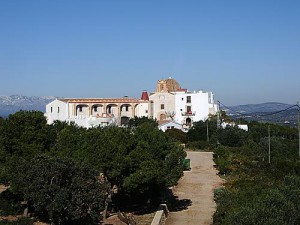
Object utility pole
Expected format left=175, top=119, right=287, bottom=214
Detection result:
left=207, top=119, right=209, bottom=142
left=217, top=101, right=222, bottom=128
left=216, top=101, right=221, bottom=147
left=298, top=101, right=300, bottom=157
left=268, top=125, right=271, bottom=164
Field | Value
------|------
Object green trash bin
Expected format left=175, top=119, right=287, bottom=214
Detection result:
left=183, top=158, right=191, bottom=171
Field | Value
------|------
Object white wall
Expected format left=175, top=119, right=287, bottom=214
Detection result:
left=174, top=91, right=212, bottom=124
left=149, top=92, right=175, bottom=120
left=45, top=99, right=68, bottom=124
left=135, top=102, right=152, bottom=118
left=159, top=121, right=183, bottom=132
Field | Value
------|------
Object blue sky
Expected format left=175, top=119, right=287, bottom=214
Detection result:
left=0, top=0, right=299, bottom=105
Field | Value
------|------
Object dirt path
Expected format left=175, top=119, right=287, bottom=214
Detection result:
left=166, top=151, right=223, bottom=225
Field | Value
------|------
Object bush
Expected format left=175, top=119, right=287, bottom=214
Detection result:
left=165, top=128, right=187, bottom=144
left=0, top=190, right=24, bottom=216
left=218, top=126, right=247, bottom=147
left=11, top=155, right=106, bottom=225
left=186, top=141, right=214, bottom=151
left=0, top=218, right=34, bottom=225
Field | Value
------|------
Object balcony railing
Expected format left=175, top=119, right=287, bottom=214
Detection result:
left=181, top=111, right=196, bottom=116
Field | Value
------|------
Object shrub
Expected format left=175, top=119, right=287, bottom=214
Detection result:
left=11, top=155, right=106, bottom=225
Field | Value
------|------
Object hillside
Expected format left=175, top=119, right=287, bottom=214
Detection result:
left=0, top=95, right=56, bottom=118
left=223, top=102, right=299, bottom=125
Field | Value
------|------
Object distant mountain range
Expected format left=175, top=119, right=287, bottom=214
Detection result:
left=0, top=95, right=57, bottom=118
left=222, top=102, right=299, bottom=126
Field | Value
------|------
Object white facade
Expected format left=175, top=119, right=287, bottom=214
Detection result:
left=173, top=90, right=218, bottom=126
left=45, top=99, right=68, bottom=123
left=149, top=92, right=175, bottom=121
left=45, top=98, right=153, bottom=128
left=45, top=78, right=219, bottom=129
left=135, top=102, right=153, bottom=118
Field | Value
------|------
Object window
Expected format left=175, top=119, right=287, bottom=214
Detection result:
left=187, top=96, right=191, bottom=103
left=94, top=106, right=98, bottom=112
left=171, top=126, right=174, bottom=129
left=125, top=106, right=129, bottom=111
left=180, top=109, right=183, bottom=111
left=161, top=104, right=165, bottom=110
left=79, top=106, right=83, bottom=112
left=145, top=110, right=148, bottom=114
left=187, top=106, right=192, bottom=113
left=51, top=107, right=53, bottom=113
left=182, top=98, right=184, bottom=101
left=57, top=107, right=60, bottom=113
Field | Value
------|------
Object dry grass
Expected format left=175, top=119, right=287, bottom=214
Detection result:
left=102, top=212, right=155, bottom=225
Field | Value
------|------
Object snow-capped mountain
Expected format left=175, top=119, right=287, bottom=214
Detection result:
left=0, top=95, right=57, bottom=118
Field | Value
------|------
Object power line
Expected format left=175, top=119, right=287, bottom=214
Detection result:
left=218, top=101, right=299, bottom=118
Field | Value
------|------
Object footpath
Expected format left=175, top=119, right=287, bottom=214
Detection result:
left=166, top=151, right=223, bottom=225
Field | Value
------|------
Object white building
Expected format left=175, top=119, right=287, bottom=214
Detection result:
left=149, top=92, right=175, bottom=121
left=221, top=122, right=249, bottom=132
left=45, top=94, right=153, bottom=128
left=149, top=78, right=219, bottom=129
left=45, top=78, right=219, bottom=129
left=173, top=90, right=218, bottom=126
left=158, top=121, right=185, bottom=132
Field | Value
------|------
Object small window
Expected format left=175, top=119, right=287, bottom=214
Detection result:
left=161, top=104, right=165, bottom=110
left=126, top=106, right=129, bottom=111
left=167, top=126, right=171, bottom=129
left=57, top=107, right=60, bottom=113
left=187, top=106, right=192, bottom=113
left=94, top=106, right=98, bottom=112
left=187, top=96, right=191, bottom=103
left=171, top=126, right=175, bottom=129
left=180, top=109, right=183, bottom=111
left=51, top=107, right=53, bottom=113
left=145, top=110, right=148, bottom=114
left=79, top=106, right=83, bottom=112
left=182, top=98, right=184, bottom=101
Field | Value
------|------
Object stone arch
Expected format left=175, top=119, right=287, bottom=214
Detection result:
left=120, top=104, right=131, bottom=113
left=76, top=104, right=89, bottom=116
left=91, top=104, right=103, bottom=116
left=106, top=104, right=118, bottom=115
left=160, top=113, right=167, bottom=121
left=186, top=117, right=192, bottom=126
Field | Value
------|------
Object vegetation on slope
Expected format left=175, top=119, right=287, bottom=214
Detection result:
left=0, top=111, right=186, bottom=224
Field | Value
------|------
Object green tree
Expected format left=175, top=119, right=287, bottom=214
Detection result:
left=0, top=111, right=51, bottom=182
left=187, top=120, right=216, bottom=142
left=165, top=128, right=187, bottom=144
left=128, top=116, right=158, bottom=128
left=0, top=111, right=49, bottom=156
left=124, top=123, right=186, bottom=197
left=11, top=155, right=106, bottom=225
left=218, top=126, right=247, bottom=147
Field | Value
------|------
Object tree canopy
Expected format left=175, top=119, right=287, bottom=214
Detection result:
left=0, top=111, right=186, bottom=224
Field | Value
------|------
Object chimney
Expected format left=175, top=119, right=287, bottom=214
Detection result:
left=141, top=90, right=149, bottom=101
